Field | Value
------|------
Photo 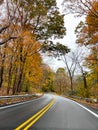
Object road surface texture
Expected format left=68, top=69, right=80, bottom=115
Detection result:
left=0, top=94, right=98, bottom=130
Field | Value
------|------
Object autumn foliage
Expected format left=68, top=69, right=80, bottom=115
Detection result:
left=74, top=0, right=98, bottom=99
left=0, top=0, right=66, bottom=95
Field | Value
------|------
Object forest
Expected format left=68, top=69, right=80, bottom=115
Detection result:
left=0, top=0, right=98, bottom=101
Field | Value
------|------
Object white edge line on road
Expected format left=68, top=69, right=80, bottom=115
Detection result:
left=72, top=100, right=98, bottom=118
left=0, top=96, right=43, bottom=110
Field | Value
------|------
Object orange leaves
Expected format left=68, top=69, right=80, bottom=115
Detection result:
left=19, top=30, right=41, bottom=52
left=0, top=23, right=43, bottom=93
left=25, top=53, right=42, bottom=83
left=16, top=29, right=43, bottom=86
left=75, top=1, right=98, bottom=46
left=86, top=1, right=98, bottom=44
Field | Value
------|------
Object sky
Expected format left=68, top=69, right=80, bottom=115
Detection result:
left=43, top=0, right=85, bottom=72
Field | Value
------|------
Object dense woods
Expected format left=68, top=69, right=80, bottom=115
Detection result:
left=0, top=0, right=98, bottom=101
left=0, top=0, right=66, bottom=95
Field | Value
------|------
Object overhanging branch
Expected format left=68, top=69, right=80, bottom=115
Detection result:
left=0, top=25, right=10, bottom=33
left=0, top=36, right=17, bottom=45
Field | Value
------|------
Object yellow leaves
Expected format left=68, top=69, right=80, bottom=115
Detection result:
left=14, top=29, right=43, bottom=85
left=76, top=1, right=98, bottom=46
left=80, top=2, right=98, bottom=89
left=18, top=30, right=41, bottom=56
left=86, top=1, right=98, bottom=43
left=95, top=66, right=98, bottom=72
left=25, top=53, right=42, bottom=84
left=0, top=20, right=43, bottom=93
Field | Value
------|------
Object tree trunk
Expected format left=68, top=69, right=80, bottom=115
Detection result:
left=0, top=54, right=5, bottom=88
left=12, top=67, right=18, bottom=95
left=7, top=57, right=13, bottom=95
left=17, top=70, right=23, bottom=93
left=82, top=72, right=87, bottom=89
left=70, top=76, right=73, bottom=95
left=16, top=57, right=26, bottom=93
left=0, top=65, right=4, bottom=88
left=64, top=57, right=74, bottom=95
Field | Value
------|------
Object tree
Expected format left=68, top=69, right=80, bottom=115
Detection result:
left=42, top=42, right=78, bottom=94
left=0, top=29, right=43, bottom=94
left=62, top=0, right=98, bottom=18
left=11, top=30, right=43, bottom=94
left=0, top=44, right=6, bottom=88
left=75, top=1, right=98, bottom=80
left=74, top=0, right=98, bottom=98
left=54, top=67, right=68, bottom=94
left=63, top=0, right=98, bottom=45
left=41, top=64, right=55, bottom=92
left=77, top=62, right=89, bottom=97
left=85, top=47, right=98, bottom=98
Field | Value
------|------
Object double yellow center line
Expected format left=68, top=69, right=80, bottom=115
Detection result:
left=15, top=98, right=55, bottom=130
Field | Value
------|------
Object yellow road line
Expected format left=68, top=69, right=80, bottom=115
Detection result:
left=24, top=99, right=55, bottom=130
left=15, top=99, right=55, bottom=130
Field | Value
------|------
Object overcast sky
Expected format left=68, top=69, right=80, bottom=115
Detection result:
left=43, top=0, right=85, bottom=72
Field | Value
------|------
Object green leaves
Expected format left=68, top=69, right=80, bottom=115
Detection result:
left=47, top=11, right=66, bottom=39
left=14, top=0, right=66, bottom=40
left=42, top=41, right=70, bottom=57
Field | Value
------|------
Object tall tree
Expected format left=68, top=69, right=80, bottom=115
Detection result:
left=74, top=0, right=98, bottom=98
left=42, top=42, right=75, bottom=94
left=0, top=29, right=43, bottom=94
left=85, top=47, right=98, bottom=98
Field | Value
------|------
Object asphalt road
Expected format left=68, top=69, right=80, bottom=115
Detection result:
left=0, top=94, right=98, bottom=130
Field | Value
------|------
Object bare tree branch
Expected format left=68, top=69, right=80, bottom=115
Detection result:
left=0, top=36, right=17, bottom=45
left=0, top=25, right=10, bottom=33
